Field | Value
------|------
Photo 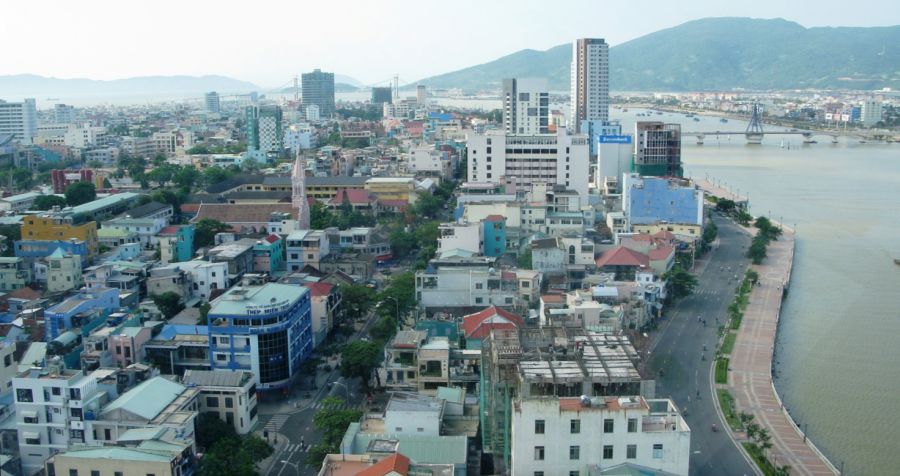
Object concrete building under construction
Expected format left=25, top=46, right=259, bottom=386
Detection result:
left=479, top=326, right=646, bottom=471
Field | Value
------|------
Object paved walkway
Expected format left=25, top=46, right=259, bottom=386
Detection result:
left=728, top=227, right=838, bottom=476
left=693, top=178, right=749, bottom=204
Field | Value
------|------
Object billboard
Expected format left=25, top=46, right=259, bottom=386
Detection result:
left=598, top=135, right=632, bottom=144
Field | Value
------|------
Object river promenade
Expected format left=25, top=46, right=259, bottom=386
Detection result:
left=696, top=178, right=838, bottom=475
left=728, top=226, right=837, bottom=475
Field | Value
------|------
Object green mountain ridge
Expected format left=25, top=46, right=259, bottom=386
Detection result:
left=416, top=17, right=900, bottom=91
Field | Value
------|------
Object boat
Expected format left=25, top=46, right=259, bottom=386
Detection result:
left=622, top=108, right=628, bottom=112
left=693, top=117, right=700, bottom=122
left=720, top=118, right=728, bottom=123
left=894, top=258, right=900, bottom=266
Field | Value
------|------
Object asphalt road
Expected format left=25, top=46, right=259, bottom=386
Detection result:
left=648, top=215, right=756, bottom=476
left=260, top=307, right=382, bottom=476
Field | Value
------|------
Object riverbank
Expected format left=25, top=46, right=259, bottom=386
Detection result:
left=720, top=219, right=838, bottom=474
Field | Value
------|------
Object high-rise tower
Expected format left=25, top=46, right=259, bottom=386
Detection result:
left=292, top=151, right=310, bottom=230
left=570, top=38, right=609, bottom=132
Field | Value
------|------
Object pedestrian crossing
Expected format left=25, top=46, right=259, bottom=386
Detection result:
left=263, top=414, right=289, bottom=432
left=284, top=443, right=308, bottom=453
left=308, top=401, right=365, bottom=411
left=693, top=288, right=721, bottom=296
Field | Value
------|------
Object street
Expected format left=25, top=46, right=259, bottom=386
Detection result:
left=257, top=305, right=384, bottom=476
left=647, top=215, right=756, bottom=476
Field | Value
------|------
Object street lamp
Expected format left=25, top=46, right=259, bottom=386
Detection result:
left=332, top=379, right=351, bottom=401
left=279, top=459, right=300, bottom=476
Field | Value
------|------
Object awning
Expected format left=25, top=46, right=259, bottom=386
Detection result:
left=20, top=410, right=37, bottom=419
left=22, top=431, right=40, bottom=440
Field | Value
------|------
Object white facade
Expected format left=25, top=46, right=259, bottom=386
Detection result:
left=570, top=38, right=610, bottom=130
left=437, top=221, right=482, bottom=254
left=305, top=104, right=321, bottom=122
left=503, top=78, right=550, bottom=135
left=409, top=147, right=448, bottom=175
left=511, top=396, right=691, bottom=476
left=416, top=265, right=524, bottom=309
left=284, top=123, right=318, bottom=152
left=83, top=147, right=120, bottom=167
left=13, top=367, right=105, bottom=475
left=0, top=98, right=37, bottom=144
left=285, top=230, right=330, bottom=272
left=466, top=128, right=591, bottom=201
left=63, top=122, right=107, bottom=148
left=101, top=217, right=167, bottom=246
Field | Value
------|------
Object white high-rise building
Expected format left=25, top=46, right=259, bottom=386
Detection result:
left=570, top=38, right=609, bottom=132
left=0, top=98, right=38, bottom=144
left=466, top=127, right=591, bottom=202
left=861, top=98, right=882, bottom=126
left=54, top=104, right=75, bottom=124
left=305, top=104, right=321, bottom=122
left=503, top=78, right=550, bottom=135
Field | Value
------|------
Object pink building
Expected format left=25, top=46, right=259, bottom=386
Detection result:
left=108, top=326, right=153, bottom=368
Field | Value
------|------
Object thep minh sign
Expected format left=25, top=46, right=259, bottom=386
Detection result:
left=598, top=135, right=632, bottom=144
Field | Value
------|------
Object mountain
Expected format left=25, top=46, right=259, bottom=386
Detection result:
left=416, top=18, right=900, bottom=91
left=0, top=74, right=260, bottom=97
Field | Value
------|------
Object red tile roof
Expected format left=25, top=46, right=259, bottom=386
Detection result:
left=328, top=188, right=377, bottom=205
left=263, top=234, right=281, bottom=244
left=541, top=294, right=564, bottom=303
left=191, top=203, right=297, bottom=227
left=159, top=226, right=180, bottom=235
left=649, top=246, right=675, bottom=261
left=595, top=246, right=649, bottom=268
left=652, top=230, right=676, bottom=241
left=303, top=281, right=335, bottom=297
left=463, top=305, right=524, bottom=339
left=358, top=453, right=410, bottom=476
left=483, top=214, right=505, bottom=222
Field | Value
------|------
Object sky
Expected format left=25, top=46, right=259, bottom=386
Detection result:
left=3, top=0, right=899, bottom=88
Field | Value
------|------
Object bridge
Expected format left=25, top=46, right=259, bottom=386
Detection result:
left=683, top=103, right=826, bottom=145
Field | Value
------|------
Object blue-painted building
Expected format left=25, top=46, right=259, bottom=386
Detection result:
left=44, top=287, right=120, bottom=340
left=15, top=239, right=89, bottom=262
left=482, top=215, right=507, bottom=257
left=158, top=225, right=195, bottom=264
left=207, top=283, right=312, bottom=391
left=252, top=234, right=284, bottom=275
left=622, top=173, right=704, bottom=227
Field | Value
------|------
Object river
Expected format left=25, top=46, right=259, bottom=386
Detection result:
left=609, top=108, right=900, bottom=475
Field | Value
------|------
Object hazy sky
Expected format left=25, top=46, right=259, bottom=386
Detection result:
left=4, top=0, right=898, bottom=88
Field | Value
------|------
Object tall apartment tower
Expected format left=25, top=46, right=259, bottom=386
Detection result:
left=301, top=69, right=335, bottom=118
left=861, top=98, right=882, bottom=126
left=570, top=38, right=609, bottom=132
left=0, top=98, right=37, bottom=144
left=416, top=85, right=427, bottom=104
left=205, top=91, right=221, bottom=114
left=503, top=78, right=550, bottom=135
left=54, top=104, right=75, bottom=123
left=246, top=105, right=283, bottom=154
left=371, top=87, right=393, bottom=105
left=634, top=121, right=682, bottom=177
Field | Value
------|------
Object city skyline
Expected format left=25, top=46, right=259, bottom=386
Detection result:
left=2, top=0, right=898, bottom=88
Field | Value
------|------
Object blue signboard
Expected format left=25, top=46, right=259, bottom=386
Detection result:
left=598, top=135, right=632, bottom=144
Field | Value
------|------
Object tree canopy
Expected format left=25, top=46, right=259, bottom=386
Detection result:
left=64, top=182, right=97, bottom=206
left=33, top=195, right=67, bottom=211
left=339, top=341, right=381, bottom=389
left=152, top=292, right=185, bottom=319
left=665, top=266, right=698, bottom=300
left=306, top=397, right=364, bottom=467
left=195, top=218, right=231, bottom=248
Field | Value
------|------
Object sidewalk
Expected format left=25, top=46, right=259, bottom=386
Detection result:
left=728, top=227, right=838, bottom=475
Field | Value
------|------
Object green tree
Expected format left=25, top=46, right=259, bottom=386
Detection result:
left=173, top=166, right=200, bottom=190
left=198, top=302, right=211, bottom=325
left=152, top=292, right=184, bottom=319
left=702, top=220, right=718, bottom=246
left=33, top=195, right=67, bottom=211
left=412, top=191, right=443, bottom=219
left=306, top=396, right=364, bottom=467
left=196, top=413, right=236, bottom=449
left=370, top=315, right=398, bottom=342
left=747, top=236, right=768, bottom=264
left=414, top=221, right=440, bottom=247
left=518, top=248, right=533, bottom=269
left=202, top=166, right=234, bottom=187
left=340, top=284, right=375, bottom=320
left=389, top=227, right=417, bottom=259
left=715, top=199, right=736, bottom=213
left=12, top=168, right=34, bottom=190
left=664, top=266, right=698, bottom=300
left=187, top=145, right=211, bottom=155
left=195, top=218, right=231, bottom=248
left=735, top=209, right=753, bottom=226
left=64, top=182, right=97, bottom=206
left=310, top=201, right=336, bottom=229
left=339, top=341, right=381, bottom=389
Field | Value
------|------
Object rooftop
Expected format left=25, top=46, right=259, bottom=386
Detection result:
left=52, top=447, right=173, bottom=463
left=101, top=376, right=187, bottom=420
left=210, top=283, right=308, bottom=316
left=386, top=392, right=444, bottom=413
left=183, top=369, right=251, bottom=388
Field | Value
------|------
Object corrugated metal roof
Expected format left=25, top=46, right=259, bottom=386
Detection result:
left=56, top=447, right=173, bottom=463
left=101, top=376, right=186, bottom=420
left=183, top=369, right=248, bottom=387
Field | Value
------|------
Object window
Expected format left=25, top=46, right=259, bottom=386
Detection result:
left=627, top=444, right=637, bottom=459
left=225, top=397, right=234, bottom=408
left=603, top=445, right=614, bottom=459
left=52, top=386, right=61, bottom=396
left=569, top=445, right=580, bottom=460
left=534, top=473, right=544, bottom=476
left=207, top=396, right=219, bottom=407
left=534, top=446, right=544, bottom=460
left=91, top=471, right=100, bottom=476
left=69, top=470, right=78, bottom=476
left=569, top=472, right=580, bottom=476
left=115, top=473, right=124, bottom=476
left=569, top=419, right=581, bottom=433
left=3, top=355, right=10, bottom=367
left=653, top=444, right=664, bottom=459
left=104, top=429, right=111, bottom=440
left=534, top=419, right=545, bottom=434
left=603, top=418, right=614, bottom=433
left=628, top=418, right=638, bottom=433
left=16, top=388, right=32, bottom=402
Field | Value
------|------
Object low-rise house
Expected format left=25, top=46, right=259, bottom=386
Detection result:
left=595, top=246, right=650, bottom=281
left=303, top=281, right=341, bottom=348
left=157, top=225, right=195, bottom=264
left=101, top=216, right=167, bottom=246
left=252, top=234, right=283, bottom=275
left=207, top=238, right=256, bottom=281
left=144, top=325, right=210, bottom=376
left=45, top=247, right=83, bottom=294
left=462, top=306, right=524, bottom=349
left=285, top=230, right=330, bottom=272
left=0, top=257, right=31, bottom=292
left=183, top=369, right=258, bottom=434
left=45, top=287, right=120, bottom=340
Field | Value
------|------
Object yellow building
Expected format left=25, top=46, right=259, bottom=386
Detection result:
left=45, top=445, right=192, bottom=476
left=365, top=177, right=418, bottom=204
left=21, top=215, right=99, bottom=255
